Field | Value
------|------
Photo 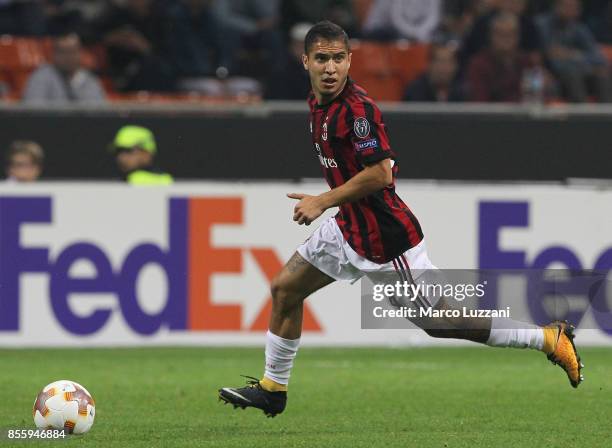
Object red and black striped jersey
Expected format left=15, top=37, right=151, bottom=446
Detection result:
left=307, top=79, right=424, bottom=264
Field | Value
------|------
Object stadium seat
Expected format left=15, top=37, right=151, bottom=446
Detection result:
left=0, top=36, right=47, bottom=97
left=0, top=37, right=21, bottom=70
left=0, top=36, right=46, bottom=70
left=350, top=41, right=392, bottom=77
left=388, top=42, right=430, bottom=86
left=349, top=41, right=431, bottom=101
left=349, top=41, right=394, bottom=100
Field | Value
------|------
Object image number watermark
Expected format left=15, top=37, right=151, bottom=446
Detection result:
left=1, top=428, right=67, bottom=441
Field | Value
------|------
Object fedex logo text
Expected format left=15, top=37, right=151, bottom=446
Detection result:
left=0, top=197, right=322, bottom=336
left=479, top=201, right=612, bottom=333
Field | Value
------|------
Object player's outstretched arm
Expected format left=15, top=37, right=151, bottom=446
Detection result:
left=288, top=159, right=392, bottom=225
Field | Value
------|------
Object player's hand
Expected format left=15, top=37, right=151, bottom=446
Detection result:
left=287, top=193, right=325, bottom=226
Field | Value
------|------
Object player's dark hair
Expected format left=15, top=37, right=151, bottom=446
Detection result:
left=304, top=21, right=350, bottom=55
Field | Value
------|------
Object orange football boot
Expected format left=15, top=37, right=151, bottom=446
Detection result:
left=543, top=321, right=584, bottom=388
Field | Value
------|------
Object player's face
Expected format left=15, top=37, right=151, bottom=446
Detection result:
left=303, top=39, right=351, bottom=102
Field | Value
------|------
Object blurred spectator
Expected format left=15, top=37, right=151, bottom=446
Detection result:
left=213, top=0, right=285, bottom=78
left=476, top=0, right=503, bottom=15
left=163, top=0, right=262, bottom=97
left=214, top=0, right=281, bottom=43
left=0, top=0, right=94, bottom=36
left=404, top=44, right=465, bottom=102
left=22, top=33, right=106, bottom=104
left=466, top=13, right=535, bottom=102
left=96, top=0, right=175, bottom=91
left=588, top=1, right=612, bottom=44
left=435, top=0, right=481, bottom=45
left=62, top=0, right=105, bottom=22
left=582, top=0, right=610, bottom=23
left=460, top=0, right=541, bottom=67
left=164, top=0, right=233, bottom=87
left=4, top=140, right=44, bottom=183
left=531, top=0, right=556, bottom=15
left=281, top=0, right=358, bottom=38
left=41, top=0, right=88, bottom=36
left=0, top=0, right=46, bottom=36
left=111, top=125, right=173, bottom=185
left=363, top=0, right=442, bottom=42
left=266, top=22, right=311, bottom=99
left=537, top=0, right=612, bottom=102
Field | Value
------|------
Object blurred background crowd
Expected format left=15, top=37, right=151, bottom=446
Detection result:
left=1, top=0, right=612, bottom=104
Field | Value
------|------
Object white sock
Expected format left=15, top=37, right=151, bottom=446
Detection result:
left=264, top=330, right=300, bottom=385
left=486, top=317, right=544, bottom=350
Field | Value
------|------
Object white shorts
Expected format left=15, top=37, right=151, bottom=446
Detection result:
left=297, top=216, right=437, bottom=284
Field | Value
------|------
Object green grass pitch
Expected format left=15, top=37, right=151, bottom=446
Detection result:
left=1, top=346, right=610, bottom=447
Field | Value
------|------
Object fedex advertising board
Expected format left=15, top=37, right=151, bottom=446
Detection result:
left=0, top=182, right=610, bottom=346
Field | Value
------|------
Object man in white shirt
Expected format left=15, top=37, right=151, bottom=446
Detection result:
left=22, top=33, right=106, bottom=105
left=364, top=0, right=442, bottom=42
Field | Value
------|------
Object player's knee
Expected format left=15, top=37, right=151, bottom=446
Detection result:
left=270, top=276, right=285, bottom=301
left=270, top=276, right=300, bottom=313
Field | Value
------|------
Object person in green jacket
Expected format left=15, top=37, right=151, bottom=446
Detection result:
left=111, top=125, right=174, bottom=185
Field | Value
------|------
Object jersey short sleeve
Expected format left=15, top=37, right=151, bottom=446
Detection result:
left=347, top=100, right=393, bottom=165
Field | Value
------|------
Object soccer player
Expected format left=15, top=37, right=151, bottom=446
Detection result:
left=218, top=21, right=583, bottom=417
